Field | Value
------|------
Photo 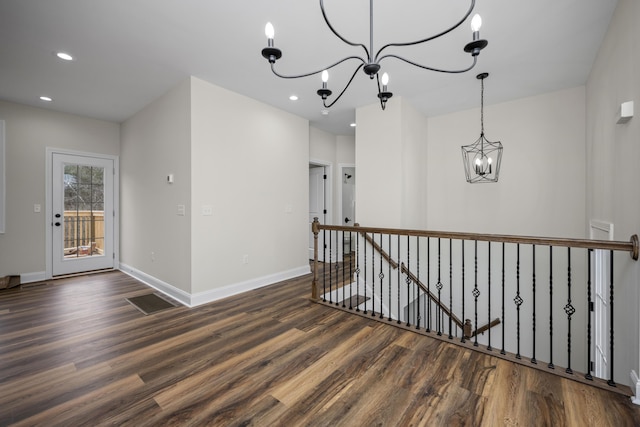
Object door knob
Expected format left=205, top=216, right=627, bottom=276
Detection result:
left=55, top=213, right=61, bottom=218
left=55, top=222, right=61, bottom=227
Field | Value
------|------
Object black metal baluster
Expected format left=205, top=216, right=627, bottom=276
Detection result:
left=608, top=250, right=616, bottom=387
left=449, top=239, right=453, bottom=339
left=565, top=247, right=575, bottom=375
left=462, top=240, right=466, bottom=344
left=501, top=242, right=506, bottom=355
left=388, top=234, right=392, bottom=322
left=437, top=238, right=443, bottom=335
left=322, top=228, right=327, bottom=302
left=330, top=231, right=335, bottom=304
left=369, top=234, right=375, bottom=316
left=531, top=244, right=536, bottom=364
left=514, top=244, right=522, bottom=359
left=416, top=237, right=421, bottom=330
left=586, top=249, right=593, bottom=381
left=342, top=231, right=346, bottom=308
left=349, top=230, right=353, bottom=309
left=334, top=231, right=340, bottom=306
left=354, top=231, right=360, bottom=311
left=473, top=240, right=479, bottom=346
left=397, top=234, right=401, bottom=324
left=379, top=233, right=384, bottom=319
left=427, top=237, right=431, bottom=332
left=487, top=242, right=492, bottom=351
left=406, top=235, right=411, bottom=326
left=548, top=246, right=554, bottom=369
left=360, top=233, right=366, bottom=312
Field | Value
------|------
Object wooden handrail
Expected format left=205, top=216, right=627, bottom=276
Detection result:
left=314, top=220, right=639, bottom=260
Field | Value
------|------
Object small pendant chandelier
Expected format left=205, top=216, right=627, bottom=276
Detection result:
left=461, top=72, right=503, bottom=183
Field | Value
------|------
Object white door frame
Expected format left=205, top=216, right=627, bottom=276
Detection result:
left=45, top=147, right=120, bottom=279
left=309, top=159, right=333, bottom=261
left=589, top=219, right=614, bottom=379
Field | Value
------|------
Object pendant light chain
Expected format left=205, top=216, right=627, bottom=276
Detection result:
left=480, top=76, right=485, bottom=135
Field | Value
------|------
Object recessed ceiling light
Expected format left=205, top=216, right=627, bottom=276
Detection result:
left=289, top=95, right=298, bottom=101
left=56, top=52, right=73, bottom=61
left=39, top=96, right=53, bottom=102
left=350, top=123, right=356, bottom=127
left=321, top=109, right=329, bottom=116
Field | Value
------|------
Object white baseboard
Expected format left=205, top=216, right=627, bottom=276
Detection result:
left=20, top=271, right=46, bottom=284
left=190, top=264, right=311, bottom=307
left=631, top=370, right=640, bottom=405
left=119, top=263, right=311, bottom=308
left=119, top=263, right=191, bottom=307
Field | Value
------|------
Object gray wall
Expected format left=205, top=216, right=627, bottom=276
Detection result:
left=0, top=100, right=119, bottom=279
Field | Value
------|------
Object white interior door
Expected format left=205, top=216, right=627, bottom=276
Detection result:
left=52, top=153, right=115, bottom=276
left=309, top=166, right=325, bottom=261
left=590, top=220, right=613, bottom=379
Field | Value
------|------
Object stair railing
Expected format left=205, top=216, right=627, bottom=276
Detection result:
left=310, top=218, right=639, bottom=395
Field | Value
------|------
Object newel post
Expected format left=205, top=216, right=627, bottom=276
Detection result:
left=311, top=217, right=320, bottom=300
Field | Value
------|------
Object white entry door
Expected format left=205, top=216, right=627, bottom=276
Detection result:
left=51, top=152, right=115, bottom=276
left=309, top=166, right=326, bottom=261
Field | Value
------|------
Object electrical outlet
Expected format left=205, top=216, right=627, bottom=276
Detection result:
left=202, top=205, right=213, bottom=216
left=151, top=252, right=155, bottom=262
left=242, top=254, right=249, bottom=264
left=34, top=204, right=41, bottom=213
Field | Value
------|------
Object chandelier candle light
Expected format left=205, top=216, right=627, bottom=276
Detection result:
left=461, top=72, right=503, bottom=183
left=261, top=0, right=488, bottom=110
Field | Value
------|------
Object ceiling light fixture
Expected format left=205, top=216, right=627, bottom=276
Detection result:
left=461, top=72, right=503, bottom=183
left=289, top=95, right=299, bottom=101
left=39, top=96, right=53, bottom=102
left=56, top=52, right=73, bottom=61
left=261, top=0, right=487, bottom=110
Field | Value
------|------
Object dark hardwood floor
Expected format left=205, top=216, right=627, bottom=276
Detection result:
left=1, top=270, right=639, bottom=426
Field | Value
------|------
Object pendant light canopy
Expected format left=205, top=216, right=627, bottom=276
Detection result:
left=461, top=72, right=503, bottom=183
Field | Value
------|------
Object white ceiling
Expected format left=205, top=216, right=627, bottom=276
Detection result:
left=0, top=0, right=618, bottom=136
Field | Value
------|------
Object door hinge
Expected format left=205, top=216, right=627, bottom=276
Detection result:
left=589, top=301, right=594, bottom=312
left=323, top=209, right=327, bottom=214
left=113, top=253, right=115, bottom=259
left=323, top=174, right=327, bottom=179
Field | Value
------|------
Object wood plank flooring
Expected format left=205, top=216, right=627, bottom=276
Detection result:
left=1, top=270, right=639, bottom=426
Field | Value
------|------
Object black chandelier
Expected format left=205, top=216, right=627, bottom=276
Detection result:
left=461, top=72, right=503, bottom=183
left=261, top=0, right=488, bottom=110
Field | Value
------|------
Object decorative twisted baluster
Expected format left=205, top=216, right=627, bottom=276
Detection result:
left=362, top=233, right=367, bottom=312
left=416, top=237, right=421, bottom=330
left=514, top=244, right=522, bottom=359
left=473, top=240, right=480, bottom=346
left=427, top=237, right=431, bottom=332
left=565, top=247, right=575, bottom=374
left=388, top=234, right=392, bottom=322
left=406, top=236, right=412, bottom=326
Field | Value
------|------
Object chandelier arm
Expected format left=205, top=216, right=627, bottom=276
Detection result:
left=374, top=0, right=475, bottom=61
left=378, top=54, right=477, bottom=74
left=270, top=56, right=366, bottom=79
left=320, top=0, right=370, bottom=59
left=323, top=63, right=365, bottom=109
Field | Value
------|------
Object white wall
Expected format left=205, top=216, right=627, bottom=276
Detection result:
left=120, top=79, right=192, bottom=293
left=0, top=100, right=119, bottom=278
left=427, top=87, right=586, bottom=238
left=586, top=0, right=640, bottom=390
left=190, top=77, right=309, bottom=295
